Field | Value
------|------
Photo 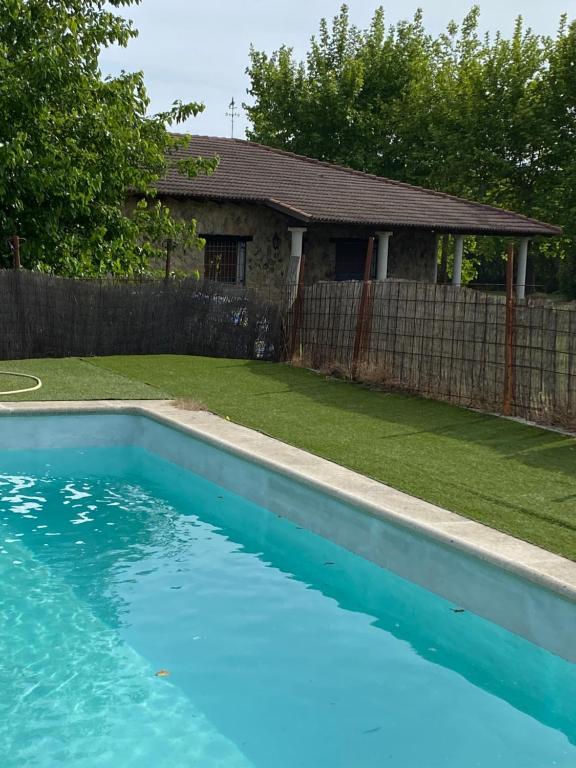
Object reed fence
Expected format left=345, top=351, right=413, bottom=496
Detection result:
left=2, top=269, right=574, bottom=429
left=287, top=279, right=576, bottom=430
left=0, top=270, right=281, bottom=361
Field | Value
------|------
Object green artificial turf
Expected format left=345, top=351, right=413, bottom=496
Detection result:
left=0, top=358, right=167, bottom=401
left=1, top=354, right=575, bottom=560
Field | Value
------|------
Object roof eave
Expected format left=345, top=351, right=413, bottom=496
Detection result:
left=265, top=198, right=312, bottom=222
left=152, top=190, right=313, bottom=222
left=309, top=218, right=563, bottom=238
left=151, top=189, right=562, bottom=237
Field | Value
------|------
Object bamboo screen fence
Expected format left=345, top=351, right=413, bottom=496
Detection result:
left=287, top=279, right=576, bottom=430
left=0, top=271, right=281, bottom=361
left=1, top=270, right=574, bottom=429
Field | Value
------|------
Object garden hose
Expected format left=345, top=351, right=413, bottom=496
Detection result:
left=0, top=371, right=42, bottom=396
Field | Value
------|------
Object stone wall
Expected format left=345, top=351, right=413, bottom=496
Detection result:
left=157, top=196, right=293, bottom=300
left=130, top=196, right=438, bottom=295
left=388, top=229, right=438, bottom=282
left=304, top=225, right=352, bottom=284
left=304, top=224, right=437, bottom=283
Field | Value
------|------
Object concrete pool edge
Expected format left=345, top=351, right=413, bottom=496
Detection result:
left=3, top=406, right=576, bottom=768
left=2, top=398, right=575, bottom=607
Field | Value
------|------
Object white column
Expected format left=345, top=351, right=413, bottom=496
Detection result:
left=287, top=227, right=306, bottom=284
left=375, top=231, right=393, bottom=280
left=452, top=235, right=464, bottom=286
left=516, top=237, right=529, bottom=300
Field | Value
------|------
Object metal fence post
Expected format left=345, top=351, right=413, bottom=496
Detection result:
left=11, top=235, right=21, bottom=269
left=351, top=236, right=375, bottom=377
left=503, top=243, right=516, bottom=416
left=164, top=238, right=173, bottom=282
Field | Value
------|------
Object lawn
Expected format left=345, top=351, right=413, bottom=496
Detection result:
left=1, top=355, right=575, bottom=560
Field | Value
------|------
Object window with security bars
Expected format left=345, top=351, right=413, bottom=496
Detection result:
left=204, top=237, right=247, bottom=284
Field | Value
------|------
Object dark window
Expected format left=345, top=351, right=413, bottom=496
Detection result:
left=204, top=237, right=247, bottom=284
left=334, top=239, right=377, bottom=281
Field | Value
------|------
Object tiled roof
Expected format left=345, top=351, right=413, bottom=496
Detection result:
left=154, top=135, right=562, bottom=237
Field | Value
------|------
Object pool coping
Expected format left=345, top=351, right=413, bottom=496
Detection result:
left=2, top=398, right=576, bottom=605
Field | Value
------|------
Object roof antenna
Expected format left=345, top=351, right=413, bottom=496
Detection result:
left=226, top=97, right=239, bottom=139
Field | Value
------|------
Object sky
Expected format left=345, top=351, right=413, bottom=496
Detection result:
left=100, top=0, right=573, bottom=138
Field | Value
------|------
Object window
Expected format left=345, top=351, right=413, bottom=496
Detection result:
left=204, top=236, right=248, bottom=284
left=334, top=239, right=377, bottom=281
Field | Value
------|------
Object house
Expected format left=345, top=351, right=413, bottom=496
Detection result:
left=144, top=135, right=561, bottom=299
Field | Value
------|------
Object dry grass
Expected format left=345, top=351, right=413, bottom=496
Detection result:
left=296, top=355, right=576, bottom=435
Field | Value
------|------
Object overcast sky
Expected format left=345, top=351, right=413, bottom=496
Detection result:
left=100, top=1, right=572, bottom=138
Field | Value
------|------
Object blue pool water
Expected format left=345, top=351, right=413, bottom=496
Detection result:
left=1, top=444, right=575, bottom=768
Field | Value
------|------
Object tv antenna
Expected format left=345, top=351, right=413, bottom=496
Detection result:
left=226, top=98, right=239, bottom=139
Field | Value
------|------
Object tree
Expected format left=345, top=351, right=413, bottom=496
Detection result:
left=246, top=6, right=433, bottom=178
left=0, top=0, right=216, bottom=276
left=246, top=5, right=575, bottom=291
left=132, top=198, right=203, bottom=279
left=538, top=18, right=576, bottom=297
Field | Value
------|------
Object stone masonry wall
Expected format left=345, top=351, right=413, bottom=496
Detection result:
left=158, top=196, right=293, bottom=301
left=305, top=224, right=437, bottom=283
left=388, top=229, right=438, bottom=282
left=129, top=196, right=438, bottom=295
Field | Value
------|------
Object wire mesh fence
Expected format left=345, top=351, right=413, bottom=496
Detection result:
left=286, top=279, right=576, bottom=431
left=0, top=270, right=282, bottom=361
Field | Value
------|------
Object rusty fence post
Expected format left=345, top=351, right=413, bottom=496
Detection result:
left=288, top=253, right=306, bottom=360
left=11, top=235, right=21, bottom=269
left=164, top=239, right=173, bottom=282
left=503, top=242, right=516, bottom=416
left=351, top=236, right=375, bottom=377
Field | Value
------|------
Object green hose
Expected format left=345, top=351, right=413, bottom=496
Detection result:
left=0, top=371, right=42, bottom=396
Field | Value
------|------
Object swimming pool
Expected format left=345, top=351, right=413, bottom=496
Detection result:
left=1, top=407, right=575, bottom=767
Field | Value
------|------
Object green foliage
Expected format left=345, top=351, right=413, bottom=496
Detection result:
left=0, top=0, right=216, bottom=276
left=246, top=5, right=576, bottom=290
left=132, top=199, right=205, bottom=267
